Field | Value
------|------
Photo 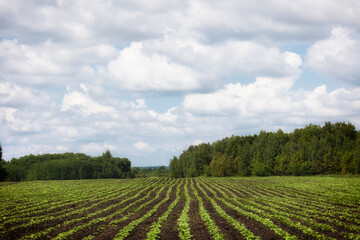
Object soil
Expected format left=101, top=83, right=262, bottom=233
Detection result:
left=198, top=180, right=283, bottom=240
left=2, top=178, right=358, bottom=240
left=125, top=184, right=177, bottom=240
left=187, top=179, right=212, bottom=240
left=2, top=185, right=153, bottom=240
left=159, top=182, right=185, bottom=240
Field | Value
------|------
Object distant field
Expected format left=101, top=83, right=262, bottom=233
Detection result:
left=0, top=176, right=359, bottom=239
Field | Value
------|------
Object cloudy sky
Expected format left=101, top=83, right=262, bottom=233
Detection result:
left=1, top=0, right=360, bottom=166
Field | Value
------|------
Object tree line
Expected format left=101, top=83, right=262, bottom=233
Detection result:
left=0, top=150, right=132, bottom=181
left=131, top=166, right=169, bottom=178
left=170, top=122, right=360, bottom=178
left=0, top=144, right=6, bottom=181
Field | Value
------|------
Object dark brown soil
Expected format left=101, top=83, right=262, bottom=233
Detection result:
left=198, top=180, right=283, bottom=240
left=125, top=184, right=177, bottom=240
left=193, top=180, right=246, bottom=240
left=1, top=178, right=357, bottom=240
left=75, top=186, right=166, bottom=240
left=159, top=182, right=185, bottom=240
left=1, top=186, right=153, bottom=240
left=187, top=179, right=212, bottom=240
left=207, top=180, right=255, bottom=199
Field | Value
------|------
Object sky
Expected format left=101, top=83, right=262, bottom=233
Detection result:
left=1, top=0, right=360, bottom=166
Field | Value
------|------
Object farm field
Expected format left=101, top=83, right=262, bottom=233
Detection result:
left=0, top=177, right=359, bottom=240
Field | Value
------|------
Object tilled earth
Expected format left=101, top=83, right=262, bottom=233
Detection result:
left=1, top=177, right=359, bottom=240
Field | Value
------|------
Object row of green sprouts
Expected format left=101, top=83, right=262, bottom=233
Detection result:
left=0, top=177, right=359, bottom=239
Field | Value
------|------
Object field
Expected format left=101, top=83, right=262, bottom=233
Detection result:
left=0, top=177, right=359, bottom=240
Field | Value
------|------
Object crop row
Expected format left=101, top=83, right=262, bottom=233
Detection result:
left=2, top=180, right=152, bottom=230
left=1, top=177, right=359, bottom=239
left=1, top=180, right=136, bottom=230
left=199, top=178, right=359, bottom=239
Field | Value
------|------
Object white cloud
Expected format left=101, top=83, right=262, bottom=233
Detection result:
left=61, top=86, right=116, bottom=116
left=107, top=37, right=302, bottom=93
left=0, top=81, right=51, bottom=108
left=0, top=39, right=63, bottom=76
left=283, top=51, right=302, bottom=68
left=192, top=139, right=206, bottom=146
left=182, top=79, right=360, bottom=125
left=183, top=92, right=236, bottom=116
left=0, top=108, right=44, bottom=134
left=108, top=42, right=200, bottom=92
left=55, top=126, right=79, bottom=139
left=134, top=141, right=154, bottom=152
left=1, top=0, right=360, bottom=46
left=0, top=39, right=118, bottom=85
left=81, top=143, right=116, bottom=156
left=1, top=0, right=360, bottom=167
left=147, top=107, right=178, bottom=123
left=180, top=0, right=360, bottom=44
left=183, top=76, right=296, bottom=116
left=0, top=107, right=17, bottom=123
left=144, top=35, right=303, bottom=77
left=55, top=145, right=68, bottom=151
left=306, top=27, right=360, bottom=85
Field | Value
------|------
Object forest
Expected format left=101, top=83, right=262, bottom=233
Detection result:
left=1, top=121, right=359, bottom=181
left=170, top=122, right=360, bottom=178
left=0, top=150, right=131, bottom=181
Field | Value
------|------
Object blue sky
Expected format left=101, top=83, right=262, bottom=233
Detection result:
left=1, top=0, right=360, bottom=166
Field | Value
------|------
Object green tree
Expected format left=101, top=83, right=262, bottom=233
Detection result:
left=0, top=143, right=7, bottom=181
left=208, top=153, right=224, bottom=177
left=169, top=121, right=359, bottom=178
left=4, top=152, right=131, bottom=181
left=102, top=149, right=112, bottom=160
left=275, top=152, right=290, bottom=175
left=236, top=140, right=252, bottom=176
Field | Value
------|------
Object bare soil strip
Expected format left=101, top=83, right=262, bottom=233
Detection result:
left=77, top=186, right=167, bottom=240
left=1, top=177, right=359, bottom=240
left=199, top=180, right=283, bottom=240
left=194, top=180, right=247, bottom=240
left=186, top=179, right=212, bottom=240
left=159, top=183, right=185, bottom=240
left=125, top=184, right=177, bottom=240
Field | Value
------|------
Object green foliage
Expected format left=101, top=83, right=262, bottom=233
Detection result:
left=132, top=166, right=169, bottom=178
left=114, top=183, right=174, bottom=240
left=0, top=143, right=7, bottom=181
left=3, top=151, right=131, bottom=181
left=190, top=180, right=225, bottom=240
left=169, top=122, right=359, bottom=177
left=0, top=177, right=359, bottom=239
left=146, top=180, right=182, bottom=240
left=177, top=180, right=192, bottom=240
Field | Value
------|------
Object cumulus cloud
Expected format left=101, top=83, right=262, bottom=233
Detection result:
left=107, top=37, right=302, bottom=92
left=0, top=81, right=54, bottom=136
left=81, top=143, right=117, bottom=156
left=0, top=81, right=51, bottom=108
left=61, top=86, right=116, bottom=116
left=182, top=79, right=360, bottom=126
left=108, top=42, right=200, bottom=92
left=0, top=39, right=118, bottom=85
left=306, top=27, right=360, bottom=85
left=144, top=35, right=303, bottom=78
left=1, top=0, right=360, bottom=167
left=0, top=39, right=64, bottom=77
left=147, top=107, right=178, bottom=123
left=134, top=141, right=155, bottom=152
left=1, top=0, right=360, bottom=46
left=182, top=0, right=360, bottom=43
